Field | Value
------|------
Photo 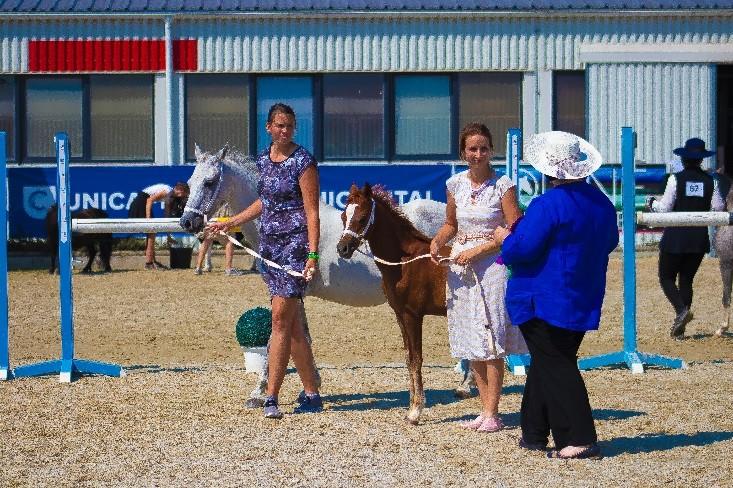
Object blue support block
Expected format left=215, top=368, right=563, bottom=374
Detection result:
left=579, top=127, right=685, bottom=374
left=11, top=133, right=124, bottom=382
left=505, top=353, right=531, bottom=376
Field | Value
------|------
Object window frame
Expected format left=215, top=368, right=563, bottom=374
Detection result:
left=391, top=73, right=456, bottom=161
left=0, top=76, right=19, bottom=162
left=184, top=73, right=251, bottom=162
left=17, top=74, right=155, bottom=164
left=320, top=73, right=387, bottom=162
left=552, top=70, right=587, bottom=139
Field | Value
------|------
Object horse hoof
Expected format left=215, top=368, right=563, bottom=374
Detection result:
left=453, top=387, right=476, bottom=399
left=715, top=327, right=728, bottom=337
left=245, top=397, right=265, bottom=408
left=404, top=417, right=420, bottom=426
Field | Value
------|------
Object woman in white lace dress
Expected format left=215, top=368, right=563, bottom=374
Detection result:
left=430, top=123, right=527, bottom=433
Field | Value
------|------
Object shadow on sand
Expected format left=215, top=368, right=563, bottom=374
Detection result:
left=601, top=431, right=733, bottom=457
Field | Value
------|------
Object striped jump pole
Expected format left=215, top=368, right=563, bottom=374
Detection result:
left=13, top=132, right=124, bottom=382
left=1, top=132, right=8, bottom=380
left=578, top=126, right=686, bottom=373
left=504, top=127, right=532, bottom=376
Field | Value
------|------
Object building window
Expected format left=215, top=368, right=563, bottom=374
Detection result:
left=25, top=77, right=83, bottom=158
left=186, top=74, right=249, bottom=160
left=394, top=75, right=452, bottom=158
left=554, top=71, right=586, bottom=138
left=0, top=77, right=14, bottom=161
left=458, top=73, right=521, bottom=158
left=23, top=75, right=153, bottom=162
left=257, top=77, right=314, bottom=154
left=91, top=75, right=153, bottom=160
left=323, top=74, right=384, bottom=160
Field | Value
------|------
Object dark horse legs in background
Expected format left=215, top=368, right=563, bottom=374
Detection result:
left=45, top=205, right=113, bottom=274
left=337, top=184, right=449, bottom=424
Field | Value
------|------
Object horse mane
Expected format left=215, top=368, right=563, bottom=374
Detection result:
left=221, top=146, right=259, bottom=183
left=370, top=186, right=431, bottom=243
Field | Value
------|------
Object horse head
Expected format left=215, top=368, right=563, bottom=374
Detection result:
left=179, top=143, right=230, bottom=233
left=336, top=183, right=376, bottom=259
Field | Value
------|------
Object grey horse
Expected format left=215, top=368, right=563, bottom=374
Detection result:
left=714, top=190, right=733, bottom=337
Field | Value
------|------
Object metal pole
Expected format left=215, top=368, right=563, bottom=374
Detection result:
left=56, top=133, right=75, bottom=382
left=165, top=16, right=174, bottom=165
left=0, top=132, right=8, bottom=380
left=621, top=127, right=637, bottom=354
left=503, top=128, right=531, bottom=376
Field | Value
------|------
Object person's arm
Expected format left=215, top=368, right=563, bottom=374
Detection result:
left=145, top=190, right=169, bottom=219
left=300, top=165, right=320, bottom=280
left=208, top=199, right=262, bottom=235
left=649, top=175, right=677, bottom=212
left=429, top=191, right=458, bottom=263
left=494, top=198, right=554, bottom=265
left=453, top=186, right=523, bottom=264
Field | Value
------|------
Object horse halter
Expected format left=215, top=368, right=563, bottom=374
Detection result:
left=183, top=163, right=224, bottom=219
left=341, top=199, right=376, bottom=245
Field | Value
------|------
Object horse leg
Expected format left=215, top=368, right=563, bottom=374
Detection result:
left=82, top=244, right=96, bottom=273
left=717, top=260, right=733, bottom=337
left=100, top=237, right=113, bottom=272
left=398, top=312, right=425, bottom=425
left=245, top=337, right=270, bottom=408
left=454, top=360, right=478, bottom=399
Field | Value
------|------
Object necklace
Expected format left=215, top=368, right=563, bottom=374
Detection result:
left=469, top=172, right=494, bottom=205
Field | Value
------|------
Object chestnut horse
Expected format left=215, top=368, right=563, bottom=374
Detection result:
left=336, top=183, right=450, bottom=424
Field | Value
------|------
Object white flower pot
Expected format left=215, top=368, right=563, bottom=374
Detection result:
left=242, top=346, right=267, bottom=374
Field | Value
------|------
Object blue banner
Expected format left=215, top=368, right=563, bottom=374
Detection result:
left=8, top=163, right=454, bottom=238
left=7, top=163, right=670, bottom=239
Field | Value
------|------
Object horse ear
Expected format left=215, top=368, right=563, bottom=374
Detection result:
left=216, top=144, right=229, bottom=161
left=363, top=183, right=372, bottom=197
left=194, top=143, right=202, bottom=160
left=349, top=183, right=359, bottom=194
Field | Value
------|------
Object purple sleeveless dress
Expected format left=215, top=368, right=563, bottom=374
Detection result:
left=256, top=145, right=317, bottom=298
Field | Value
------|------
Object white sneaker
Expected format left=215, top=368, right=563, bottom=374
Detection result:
left=225, top=268, right=246, bottom=276
left=193, top=267, right=203, bottom=275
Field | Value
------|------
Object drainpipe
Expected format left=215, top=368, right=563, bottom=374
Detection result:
left=165, top=16, right=174, bottom=165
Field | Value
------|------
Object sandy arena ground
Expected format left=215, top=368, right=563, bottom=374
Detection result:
left=2, top=252, right=733, bottom=487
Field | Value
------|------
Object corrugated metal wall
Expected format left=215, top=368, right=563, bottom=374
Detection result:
left=182, top=15, right=733, bottom=73
left=1, top=14, right=733, bottom=73
left=587, top=63, right=714, bottom=166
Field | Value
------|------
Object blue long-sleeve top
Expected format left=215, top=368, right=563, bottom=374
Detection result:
left=501, top=181, right=619, bottom=332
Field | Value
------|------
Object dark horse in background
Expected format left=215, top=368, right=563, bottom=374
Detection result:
left=336, top=183, right=450, bottom=424
left=45, top=205, right=113, bottom=274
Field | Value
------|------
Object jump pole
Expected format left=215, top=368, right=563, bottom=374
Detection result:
left=578, top=126, right=686, bottom=373
left=13, top=132, right=124, bottom=382
left=0, top=132, right=8, bottom=380
left=504, top=127, right=532, bottom=376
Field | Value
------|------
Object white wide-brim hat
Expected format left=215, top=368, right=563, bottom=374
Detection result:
left=523, top=131, right=603, bottom=179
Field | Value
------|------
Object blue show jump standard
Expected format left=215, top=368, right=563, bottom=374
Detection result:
left=577, top=127, right=685, bottom=373
left=12, top=132, right=124, bottom=382
left=1, top=132, right=8, bottom=380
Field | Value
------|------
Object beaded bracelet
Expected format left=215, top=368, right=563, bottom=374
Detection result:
left=307, top=251, right=320, bottom=261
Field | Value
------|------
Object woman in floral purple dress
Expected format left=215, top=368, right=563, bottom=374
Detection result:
left=208, top=103, right=322, bottom=419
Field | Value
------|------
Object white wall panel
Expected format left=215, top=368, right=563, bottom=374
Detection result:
left=587, top=63, right=714, bottom=166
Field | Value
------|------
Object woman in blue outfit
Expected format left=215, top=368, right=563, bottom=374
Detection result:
left=208, top=103, right=322, bottom=419
left=493, top=131, right=619, bottom=460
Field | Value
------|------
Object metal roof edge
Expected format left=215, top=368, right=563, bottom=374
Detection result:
left=1, top=9, right=732, bottom=20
